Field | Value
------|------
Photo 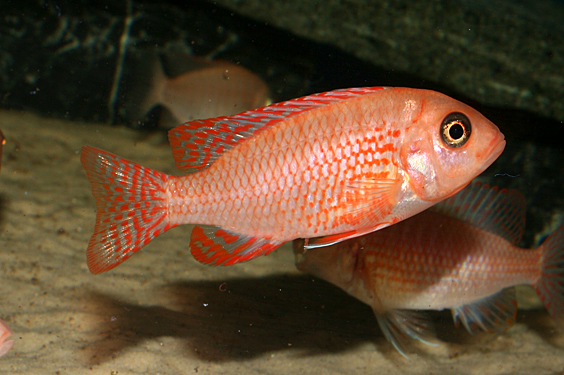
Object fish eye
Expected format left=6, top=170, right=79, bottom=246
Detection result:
left=440, top=112, right=471, bottom=148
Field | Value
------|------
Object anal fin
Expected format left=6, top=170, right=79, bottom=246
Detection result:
left=451, top=288, right=518, bottom=334
left=374, top=309, right=437, bottom=358
left=190, top=225, right=282, bottom=266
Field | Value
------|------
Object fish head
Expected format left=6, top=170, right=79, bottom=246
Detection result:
left=293, top=238, right=376, bottom=307
left=294, top=238, right=357, bottom=288
left=400, top=91, right=505, bottom=202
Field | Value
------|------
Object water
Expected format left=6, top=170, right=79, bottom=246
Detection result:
left=0, top=0, right=563, bottom=374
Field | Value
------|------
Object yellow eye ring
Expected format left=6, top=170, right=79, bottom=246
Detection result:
left=441, top=112, right=471, bottom=148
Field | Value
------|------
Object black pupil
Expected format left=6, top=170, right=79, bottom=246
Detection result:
left=449, top=123, right=464, bottom=140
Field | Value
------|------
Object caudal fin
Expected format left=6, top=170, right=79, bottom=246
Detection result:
left=80, top=146, right=173, bottom=274
left=534, top=225, right=564, bottom=321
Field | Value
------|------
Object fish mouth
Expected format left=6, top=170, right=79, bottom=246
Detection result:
left=439, top=134, right=506, bottom=200
left=483, top=132, right=506, bottom=169
left=471, top=131, right=506, bottom=180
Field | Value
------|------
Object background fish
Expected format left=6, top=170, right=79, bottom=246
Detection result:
left=294, top=181, right=564, bottom=356
left=81, top=87, right=505, bottom=274
left=0, top=131, right=11, bottom=358
left=0, top=130, right=5, bottom=173
left=0, top=319, right=13, bottom=358
left=122, top=53, right=271, bottom=129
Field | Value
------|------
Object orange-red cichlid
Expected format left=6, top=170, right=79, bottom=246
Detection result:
left=0, top=318, right=14, bottom=358
left=0, top=134, right=13, bottom=358
left=294, top=181, right=564, bottom=356
left=81, top=87, right=505, bottom=274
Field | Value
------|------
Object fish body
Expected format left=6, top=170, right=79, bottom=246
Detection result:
left=81, top=87, right=505, bottom=274
left=159, top=61, right=271, bottom=124
left=294, top=182, right=564, bottom=356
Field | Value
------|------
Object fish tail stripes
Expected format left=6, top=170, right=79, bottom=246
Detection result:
left=535, top=225, right=564, bottom=321
left=80, top=146, right=173, bottom=274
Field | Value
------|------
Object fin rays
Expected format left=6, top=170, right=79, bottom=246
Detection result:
left=432, top=180, right=526, bottom=245
left=451, top=288, right=517, bottom=334
left=534, top=225, right=564, bottom=321
left=81, top=146, right=174, bottom=274
left=305, top=177, right=398, bottom=249
left=374, top=309, right=437, bottom=358
left=190, top=225, right=283, bottom=266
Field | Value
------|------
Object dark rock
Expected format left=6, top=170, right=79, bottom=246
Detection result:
left=208, top=0, right=564, bottom=121
left=0, top=0, right=316, bottom=124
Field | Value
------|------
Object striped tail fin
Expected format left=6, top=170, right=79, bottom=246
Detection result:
left=534, top=225, right=564, bottom=321
left=80, top=146, right=174, bottom=274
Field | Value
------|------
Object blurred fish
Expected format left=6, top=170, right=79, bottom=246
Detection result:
left=81, top=87, right=505, bottom=274
left=294, top=181, right=564, bottom=356
left=0, top=133, right=11, bottom=358
left=0, top=319, right=13, bottom=358
left=0, top=132, right=11, bottom=358
left=122, top=53, right=271, bottom=128
left=0, top=130, right=5, bottom=172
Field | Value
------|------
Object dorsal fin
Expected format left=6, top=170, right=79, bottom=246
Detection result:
left=167, top=87, right=386, bottom=172
left=431, top=180, right=526, bottom=245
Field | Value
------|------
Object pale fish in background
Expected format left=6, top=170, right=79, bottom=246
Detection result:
left=81, top=87, right=505, bottom=274
left=294, top=181, right=564, bottom=356
left=123, top=52, right=271, bottom=129
left=0, top=319, right=14, bottom=358
left=0, top=133, right=13, bottom=358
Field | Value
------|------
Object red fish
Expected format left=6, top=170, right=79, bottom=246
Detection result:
left=294, top=181, right=564, bottom=356
left=81, top=87, right=505, bottom=274
left=0, top=132, right=11, bottom=358
left=0, top=319, right=13, bottom=357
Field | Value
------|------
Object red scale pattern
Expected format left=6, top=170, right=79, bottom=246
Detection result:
left=81, top=146, right=174, bottom=274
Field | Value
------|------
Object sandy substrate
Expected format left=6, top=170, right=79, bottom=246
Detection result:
left=0, top=110, right=562, bottom=374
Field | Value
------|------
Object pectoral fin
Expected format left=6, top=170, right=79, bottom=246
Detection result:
left=305, top=177, right=399, bottom=249
left=374, top=309, right=437, bottom=358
